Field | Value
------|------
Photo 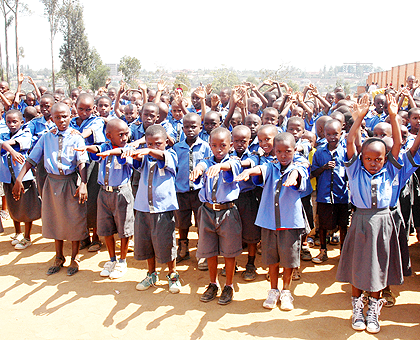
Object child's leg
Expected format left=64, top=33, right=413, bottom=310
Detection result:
left=224, top=257, right=236, bottom=286
left=68, top=241, right=80, bottom=276
left=24, top=222, right=33, bottom=240
left=207, top=256, right=218, bottom=283
left=13, top=220, right=21, bottom=234
left=104, top=235, right=116, bottom=259
left=46, top=240, right=66, bottom=275
left=319, top=229, right=327, bottom=250
left=55, top=240, right=64, bottom=258
left=351, top=285, right=362, bottom=297
left=71, top=241, right=80, bottom=260
left=268, top=263, right=280, bottom=289
left=282, top=268, right=293, bottom=291
left=167, top=258, right=176, bottom=274
left=120, top=237, right=129, bottom=260
left=247, top=243, right=256, bottom=262
left=147, top=257, right=156, bottom=274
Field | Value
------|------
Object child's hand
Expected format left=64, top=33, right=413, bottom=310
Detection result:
left=283, top=169, right=299, bottom=187
left=205, top=83, right=213, bottom=95
left=75, top=182, right=88, bottom=204
left=235, top=169, right=251, bottom=182
left=122, top=148, right=149, bottom=160
left=18, top=73, right=24, bottom=83
left=387, top=93, right=398, bottom=118
left=105, top=78, right=111, bottom=86
left=206, top=164, right=222, bottom=178
left=231, top=87, right=245, bottom=104
left=49, top=127, right=57, bottom=134
left=73, top=146, right=88, bottom=154
left=324, top=161, right=336, bottom=170
left=138, top=83, right=147, bottom=91
left=10, top=150, right=25, bottom=166
left=70, top=129, right=82, bottom=136
left=194, top=86, right=206, bottom=100
left=189, top=165, right=204, bottom=181
left=157, top=80, right=167, bottom=92
left=12, top=180, right=24, bottom=201
left=211, top=93, right=220, bottom=107
left=296, top=92, right=304, bottom=103
left=27, top=76, right=35, bottom=86
left=401, top=88, right=411, bottom=97
left=96, top=150, right=112, bottom=159
left=118, top=83, right=125, bottom=94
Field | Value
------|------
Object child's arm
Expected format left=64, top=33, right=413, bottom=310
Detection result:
left=105, top=77, right=111, bottom=89
left=409, top=130, right=420, bottom=156
left=210, top=93, right=220, bottom=111
left=249, top=83, right=268, bottom=109
left=205, top=83, right=213, bottom=95
left=15, top=73, right=24, bottom=102
left=189, top=163, right=205, bottom=182
left=138, top=83, right=148, bottom=103
left=27, top=76, right=41, bottom=100
left=402, top=88, right=417, bottom=109
left=0, top=140, right=26, bottom=165
left=194, top=87, right=207, bottom=120
left=223, top=87, right=245, bottom=127
left=311, top=160, right=335, bottom=178
left=0, top=91, right=11, bottom=110
left=283, top=169, right=301, bottom=187
left=311, top=86, right=331, bottom=114
left=122, top=148, right=164, bottom=161
left=174, top=89, right=189, bottom=116
left=75, top=162, right=88, bottom=204
left=11, top=161, right=33, bottom=200
left=74, top=145, right=100, bottom=154
left=206, top=161, right=232, bottom=178
left=387, top=93, right=402, bottom=159
left=154, top=80, right=166, bottom=104
left=113, top=83, right=125, bottom=118
left=347, top=95, right=370, bottom=159
left=235, top=166, right=262, bottom=182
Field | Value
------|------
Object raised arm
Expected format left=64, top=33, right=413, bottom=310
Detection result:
left=113, top=83, right=125, bottom=118
left=387, top=93, right=402, bottom=159
left=347, top=95, right=370, bottom=159
left=27, top=76, right=41, bottom=100
left=194, top=86, right=207, bottom=119
left=249, top=83, right=268, bottom=109
left=223, top=87, right=245, bottom=127
left=154, top=80, right=167, bottom=104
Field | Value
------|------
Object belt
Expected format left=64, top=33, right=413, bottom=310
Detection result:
left=204, top=202, right=234, bottom=211
left=100, top=183, right=130, bottom=192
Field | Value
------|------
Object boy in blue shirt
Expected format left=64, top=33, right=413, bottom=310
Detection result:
left=125, top=125, right=181, bottom=294
left=311, top=119, right=350, bottom=263
left=190, top=127, right=242, bottom=305
left=236, top=132, right=308, bottom=311
left=172, top=113, right=211, bottom=266
left=75, top=119, right=134, bottom=279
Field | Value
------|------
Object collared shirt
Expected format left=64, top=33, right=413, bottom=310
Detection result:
left=168, top=118, right=185, bottom=143
left=133, top=149, right=178, bottom=213
left=296, top=138, right=311, bottom=159
left=312, top=143, right=349, bottom=204
left=161, top=119, right=177, bottom=141
left=27, top=116, right=56, bottom=148
left=28, top=128, right=88, bottom=175
left=253, top=161, right=308, bottom=230
left=364, top=110, right=383, bottom=131
left=70, top=115, right=106, bottom=146
left=196, top=155, right=241, bottom=204
left=0, top=127, right=34, bottom=183
left=17, top=99, right=39, bottom=114
left=248, top=136, right=260, bottom=153
left=173, top=137, right=211, bottom=193
left=230, top=149, right=258, bottom=193
left=199, top=129, right=210, bottom=143
left=90, top=142, right=133, bottom=187
left=345, top=153, right=402, bottom=209
left=129, top=122, right=146, bottom=142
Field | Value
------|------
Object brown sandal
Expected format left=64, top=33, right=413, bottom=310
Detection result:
left=67, top=258, right=80, bottom=276
left=46, top=256, right=66, bottom=275
left=382, top=288, right=396, bottom=307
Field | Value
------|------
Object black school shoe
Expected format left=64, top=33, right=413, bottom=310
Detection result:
left=218, top=285, right=233, bottom=305
left=200, top=283, right=220, bottom=302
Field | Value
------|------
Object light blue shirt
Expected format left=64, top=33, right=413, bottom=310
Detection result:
left=27, top=116, right=56, bottom=149
left=199, top=129, right=210, bottom=143
left=173, top=137, right=211, bottom=193
left=70, top=115, right=106, bottom=146
left=230, top=149, right=258, bottom=193
left=133, top=149, right=179, bottom=213
left=28, top=128, right=88, bottom=175
left=129, top=122, right=146, bottom=142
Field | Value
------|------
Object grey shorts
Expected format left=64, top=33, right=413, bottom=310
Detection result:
left=235, top=190, right=260, bottom=243
left=134, top=210, right=176, bottom=264
left=261, top=228, right=304, bottom=268
left=196, top=204, right=242, bottom=258
left=174, top=190, right=201, bottom=230
left=97, top=184, right=134, bottom=238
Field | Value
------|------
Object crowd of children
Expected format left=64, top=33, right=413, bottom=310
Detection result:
left=1, top=74, right=420, bottom=334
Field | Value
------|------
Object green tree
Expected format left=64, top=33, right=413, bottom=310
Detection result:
left=87, top=47, right=109, bottom=91
left=211, top=68, right=239, bottom=93
left=58, top=0, right=91, bottom=90
left=118, top=55, right=141, bottom=87
left=173, top=72, right=190, bottom=93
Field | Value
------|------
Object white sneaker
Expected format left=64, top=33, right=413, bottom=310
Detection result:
left=366, top=297, right=385, bottom=334
left=109, top=261, right=127, bottom=279
left=11, top=233, right=24, bottom=246
left=100, top=261, right=116, bottom=277
left=136, top=271, right=159, bottom=291
left=280, top=290, right=294, bottom=311
left=14, top=238, right=32, bottom=250
left=197, top=258, right=208, bottom=271
left=351, top=296, right=366, bottom=330
left=167, top=272, right=182, bottom=294
left=263, top=289, right=280, bottom=309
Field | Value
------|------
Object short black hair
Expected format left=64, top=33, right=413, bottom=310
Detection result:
left=274, top=132, right=295, bottom=147
left=5, top=109, right=23, bottom=120
left=145, top=124, right=166, bottom=139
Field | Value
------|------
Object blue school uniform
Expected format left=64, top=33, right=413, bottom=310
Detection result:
left=27, top=116, right=56, bottom=148
left=296, top=138, right=311, bottom=159
left=69, top=115, right=106, bottom=146
left=129, top=122, right=146, bottom=143
left=304, top=117, right=314, bottom=132
left=173, top=137, right=211, bottom=193
left=345, top=153, right=402, bottom=209
left=312, top=143, right=349, bottom=204
left=90, top=142, right=133, bottom=187
left=17, top=99, right=39, bottom=114
left=231, top=149, right=258, bottom=192
left=253, top=160, right=308, bottom=230
left=196, top=155, right=241, bottom=204
left=364, top=110, right=382, bottom=131
left=0, top=128, right=34, bottom=183
left=133, top=149, right=178, bottom=213
left=199, top=129, right=210, bottom=143
left=248, top=137, right=260, bottom=153
left=161, top=119, right=177, bottom=141
left=27, top=128, right=88, bottom=174
left=169, top=118, right=185, bottom=143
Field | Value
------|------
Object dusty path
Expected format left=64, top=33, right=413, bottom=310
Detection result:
left=0, top=219, right=419, bottom=340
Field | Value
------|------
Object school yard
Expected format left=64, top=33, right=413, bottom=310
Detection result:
left=0, top=218, right=419, bottom=340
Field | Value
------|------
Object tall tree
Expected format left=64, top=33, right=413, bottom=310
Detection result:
left=87, top=47, right=109, bottom=91
left=118, top=55, right=141, bottom=87
left=211, top=68, right=239, bottom=93
left=40, top=0, right=61, bottom=91
left=0, top=1, right=13, bottom=82
left=58, top=0, right=91, bottom=90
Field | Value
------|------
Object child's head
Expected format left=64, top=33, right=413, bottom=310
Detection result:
left=145, top=124, right=167, bottom=151
left=334, top=91, right=346, bottom=104
left=141, top=102, right=159, bottom=129
left=39, top=94, right=55, bottom=121
left=209, top=127, right=232, bottom=161
left=361, top=138, right=387, bottom=174
left=274, top=132, right=295, bottom=168
left=75, top=93, right=95, bottom=121
left=106, top=118, right=129, bottom=148
left=182, top=113, right=202, bottom=141
left=96, top=96, right=112, bottom=118
left=315, top=116, right=332, bottom=139
left=219, top=88, right=231, bottom=106
left=244, top=113, right=261, bottom=139
left=23, top=106, right=38, bottom=122
left=107, top=88, right=117, bottom=102
left=232, top=125, right=251, bottom=155
left=170, top=100, right=184, bottom=121
left=0, top=102, right=4, bottom=116
left=373, top=122, right=392, bottom=138
left=400, top=125, right=409, bottom=146
left=264, top=92, right=277, bottom=107
left=257, top=124, right=278, bottom=155
left=5, top=109, right=24, bottom=134
left=302, top=130, right=316, bottom=148
left=0, top=81, right=9, bottom=93
left=330, top=111, right=345, bottom=126
left=398, top=110, right=409, bottom=126
left=286, top=117, right=305, bottom=142
left=51, top=102, right=71, bottom=131
left=408, top=107, right=420, bottom=133
left=124, top=104, right=138, bottom=123
left=290, top=106, right=304, bottom=118
left=147, top=90, right=156, bottom=103
left=247, top=97, right=262, bottom=114
left=203, top=111, right=221, bottom=134
left=61, top=97, right=73, bottom=108
left=70, top=88, right=80, bottom=102
left=53, top=92, right=62, bottom=103
left=262, top=107, right=279, bottom=126
left=156, top=102, right=169, bottom=123
left=230, top=111, right=243, bottom=128
left=374, top=94, right=387, bottom=114
left=160, top=94, right=170, bottom=106
left=25, top=92, right=36, bottom=106
left=325, top=92, right=335, bottom=105
left=191, top=90, right=201, bottom=110
left=324, top=119, right=342, bottom=147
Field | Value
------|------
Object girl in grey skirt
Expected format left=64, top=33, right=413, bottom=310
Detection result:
left=336, top=95, right=403, bottom=334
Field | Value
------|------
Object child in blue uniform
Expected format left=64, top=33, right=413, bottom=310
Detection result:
left=13, top=103, right=88, bottom=276
left=236, top=132, right=308, bottom=311
left=336, top=94, right=403, bottom=334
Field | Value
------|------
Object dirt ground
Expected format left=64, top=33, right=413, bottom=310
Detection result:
left=0, top=218, right=419, bottom=340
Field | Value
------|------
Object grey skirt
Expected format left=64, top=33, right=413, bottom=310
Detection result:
left=4, top=181, right=41, bottom=223
left=42, top=173, right=88, bottom=241
left=336, top=207, right=403, bottom=292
